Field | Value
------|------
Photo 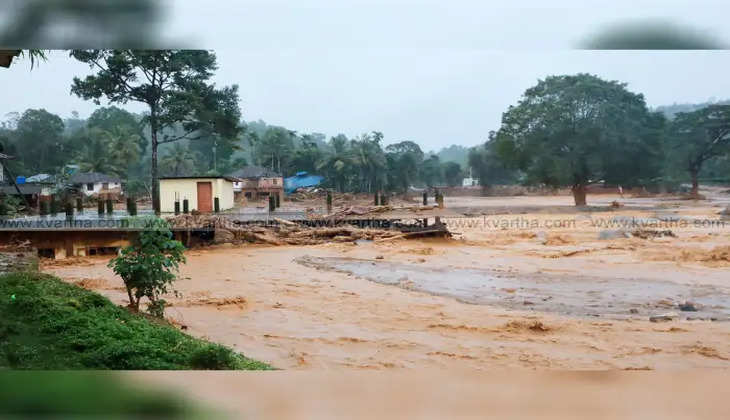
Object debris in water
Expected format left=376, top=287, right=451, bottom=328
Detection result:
left=649, top=312, right=679, bottom=323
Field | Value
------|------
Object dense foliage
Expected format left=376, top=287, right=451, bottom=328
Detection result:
left=666, top=105, right=730, bottom=195
left=494, top=74, right=666, bottom=205
left=0, top=271, right=271, bottom=370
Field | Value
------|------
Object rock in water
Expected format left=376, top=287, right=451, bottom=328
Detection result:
left=678, top=302, right=698, bottom=312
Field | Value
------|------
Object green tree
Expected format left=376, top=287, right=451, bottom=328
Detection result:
left=70, top=50, right=242, bottom=213
left=108, top=222, right=186, bottom=316
left=75, top=126, right=140, bottom=177
left=253, top=127, right=296, bottom=174
left=87, top=106, right=147, bottom=154
left=289, top=135, right=324, bottom=174
left=351, top=132, right=387, bottom=192
left=75, top=133, right=118, bottom=175
left=13, top=109, right=67, bottom=173
left=160, top=143, right=197, bottom=176
left=317, top=134, right=353, bottom=192
left=667, top=105, right=730, bottom=195
left=419, top=155, right=442, bottom=187
left=442, top=161, right=463, bottom=187
left=468, top=133, right=520, bottom=190
left=495, top=74, right=663, bottom=205
left=385, top=140, right=424, bottom=192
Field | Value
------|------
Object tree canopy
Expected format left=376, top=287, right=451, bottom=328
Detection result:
left=495, top=73, right=665, bottom=205
left=667, top=105, right=730, bottom=195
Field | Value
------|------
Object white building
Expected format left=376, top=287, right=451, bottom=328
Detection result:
left=69, top=172, right=123, bottom=197
left=462, top=177, right=479, bottom=187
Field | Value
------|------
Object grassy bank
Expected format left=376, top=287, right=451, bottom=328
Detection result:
left=0, top=271, right=271, bottom=370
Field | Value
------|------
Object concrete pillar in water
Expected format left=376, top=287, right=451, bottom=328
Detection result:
left=183, top=199, right=189, bottom=214
left=50, top=196, right=58, bottom=216
left=127, top=197, right=137, bottom=216
left=64, top=202, right=74, bottom=220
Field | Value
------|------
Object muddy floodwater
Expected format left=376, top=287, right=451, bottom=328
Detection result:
left=298, top=256, right=730, bottom=321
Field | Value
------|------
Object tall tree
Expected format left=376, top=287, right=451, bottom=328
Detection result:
left=252, top=126, right=296, bottom=174
left=13, top=109, right=67, bottom=173
left=70, top=50, right=242, bottom=213
left=495, top=74, right=662, bottom=205
left=442, top=161, right=463, bottom=187
left=468, top=132, right=519, bottom=190
left=289, top=135, right=324, bottom=174
left=160, top=143, right=197, bottom=177
left=668, top=105, right=730, bottom=195
left=385, top=141, right=423, bottom=192
left=317, top=134, right=352, bottom=192
left=419, top=155, right=442, bottom=188
left=87, top=106, right=147, bottom=154
left=351, top=132, right=387, bottom=193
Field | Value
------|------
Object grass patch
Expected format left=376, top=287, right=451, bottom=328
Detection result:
left=0, top=271, right=272, bottom=370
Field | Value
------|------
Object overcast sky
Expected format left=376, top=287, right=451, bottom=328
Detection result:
left=3, top=1, right=730, bottom=151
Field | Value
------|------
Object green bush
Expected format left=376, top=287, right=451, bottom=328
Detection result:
left=190, top=344, right=239, bottom=370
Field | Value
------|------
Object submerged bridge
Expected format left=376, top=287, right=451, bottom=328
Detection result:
left=0, top=210, right=447, bottom=259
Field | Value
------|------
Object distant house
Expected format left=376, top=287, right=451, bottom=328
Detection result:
left=0, top=152, right=9, bottom=183
left=24, top=174, right=55, bottom=200
left=159, top=176, right=236, bottom=213
left=228, top=166, right=284, bottom=202
left=0, top=184, right=45, bottom=208
left=462, top=177, right=479, bottom=187
left=69, top=172, right=122, bottom=197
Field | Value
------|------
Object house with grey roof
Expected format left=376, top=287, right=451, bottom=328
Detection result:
left=69, top=172, right=122, bottom=197
left=227, top=166, right=283, bottom=201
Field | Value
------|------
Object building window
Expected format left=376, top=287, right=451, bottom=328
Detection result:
left=86, top=183, right=94, bottom=191
left=102, top=183, right=109, bottom=190
left=273, top=178, right=278, bottom=185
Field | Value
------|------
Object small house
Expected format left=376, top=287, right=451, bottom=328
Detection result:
left=70, top=172, right=122, bottom=197
left=159, top=176, right=235, bottom=213
left=227, top=166, right=284, bottom=202
left=462, top=177, right=479, bottom=187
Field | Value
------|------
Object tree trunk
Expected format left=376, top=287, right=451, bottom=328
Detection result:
left=150, top=110, right=161, bottom=214
left=572, top=183, right=587, bottom=206
left=690, top=168, right=699, bottom=197
left=126, top=286, right=138, bottom=312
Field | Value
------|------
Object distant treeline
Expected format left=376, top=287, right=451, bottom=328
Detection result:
left=1, top=95, right=729, bottom=201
